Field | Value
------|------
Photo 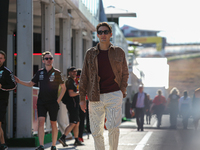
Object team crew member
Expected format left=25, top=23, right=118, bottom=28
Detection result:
left=0, top=50, right=17, bottom=150
left=58, top=67, right=83, bottom=147
left=14, top=51, right=66, bottom=150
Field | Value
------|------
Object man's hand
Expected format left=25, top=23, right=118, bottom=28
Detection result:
left=57, top=83, right=66, bottom=104
left=13, top=76, right=35, bottom=87
left=80, top=101, right=86, bottom=113
left=14, top=76, right=20, bottom=83
left=130, top=108, right=135, bottom=117
left=122, top=91, right=127, bottom=98
left=0, top=83, right=2, bottom=89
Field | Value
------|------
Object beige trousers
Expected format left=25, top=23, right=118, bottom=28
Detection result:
left=89, top=90, right=123, bottom=150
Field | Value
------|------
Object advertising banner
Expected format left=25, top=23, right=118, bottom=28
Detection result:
left=126, top=36, right=163, bottom=51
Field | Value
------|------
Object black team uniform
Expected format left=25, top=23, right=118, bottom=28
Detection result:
left=31, top=67, right=64, bottom=122
left=0, top=65, right=16, bottom=150
left=59, top=76, right=82, bottom=146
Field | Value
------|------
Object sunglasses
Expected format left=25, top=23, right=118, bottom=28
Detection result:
left=44, top=57, right=53, bottom=60
left=97, top=30, right=110, bottom=35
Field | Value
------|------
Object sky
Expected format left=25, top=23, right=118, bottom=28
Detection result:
left=102, top=0, right=200, bottom=44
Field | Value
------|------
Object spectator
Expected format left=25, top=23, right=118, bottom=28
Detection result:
left=152, top=90, right=166, bottom=128
left=75, top=69, right=86, bottom=143
left=179, top=90, right=191, bottom=129
left=131, top=85, right=149, bottom=131
left=125, top=98, right=132, bottom=118
left=146, top=94, right=152, bottom=125
left=167, top=87, right=180, bottom=129
left=192, top=88, right=200, bottom=130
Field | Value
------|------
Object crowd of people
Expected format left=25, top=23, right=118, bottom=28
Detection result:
left=1, top=21, right=200, bottom=150
left=0, top=22, right=129, bottom=150
left=130, top=85, right=200, bottom=131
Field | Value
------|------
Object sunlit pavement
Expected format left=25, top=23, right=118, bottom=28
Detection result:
left=9, top=114, right=200, bottom=150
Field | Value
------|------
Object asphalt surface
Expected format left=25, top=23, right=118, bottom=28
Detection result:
left=8, top=114, right=200, bottom=150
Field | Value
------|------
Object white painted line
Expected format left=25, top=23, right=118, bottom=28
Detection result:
left=134, top=132, right=153, bottom=150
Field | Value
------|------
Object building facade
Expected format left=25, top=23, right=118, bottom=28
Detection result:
left=2, top=1, right=132, bottom=144
left=5, top=0, right=100, bottom=139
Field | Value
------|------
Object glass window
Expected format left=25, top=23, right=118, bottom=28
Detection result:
left=80, top=0, right=99, bottom=19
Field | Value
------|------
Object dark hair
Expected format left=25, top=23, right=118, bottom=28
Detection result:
left=183, top=90, right=188, bottom=97
left=42, top=51, right=53, bottom=59
left=157, top=89, right=162, bottom=95
left=77, top=69, right=82, bottom=76
left=0, top=50, right=6, bottom=58
left=96, top=22, right=112, bottom=33
left=67, top=66, right=77, bottom=76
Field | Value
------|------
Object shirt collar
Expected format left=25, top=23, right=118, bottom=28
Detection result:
left=44, top=67, right=54, bottom=75
left=93, top=43, right=115, bottom=51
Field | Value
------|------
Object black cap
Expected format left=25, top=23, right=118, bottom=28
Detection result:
left=68, top=66, right=77, bottom=72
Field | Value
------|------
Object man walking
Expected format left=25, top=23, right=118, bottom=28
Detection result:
left=131, top=85, right=149, bottom=131
left=14, top=51, right=66, bottom=150
left=0, top=50, right=17, bottom=150
left=58, top=67, right=83, bottom=147
left=152, top=90, right=166, bottom=128
left=79, top=22, right=129, bottom=150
